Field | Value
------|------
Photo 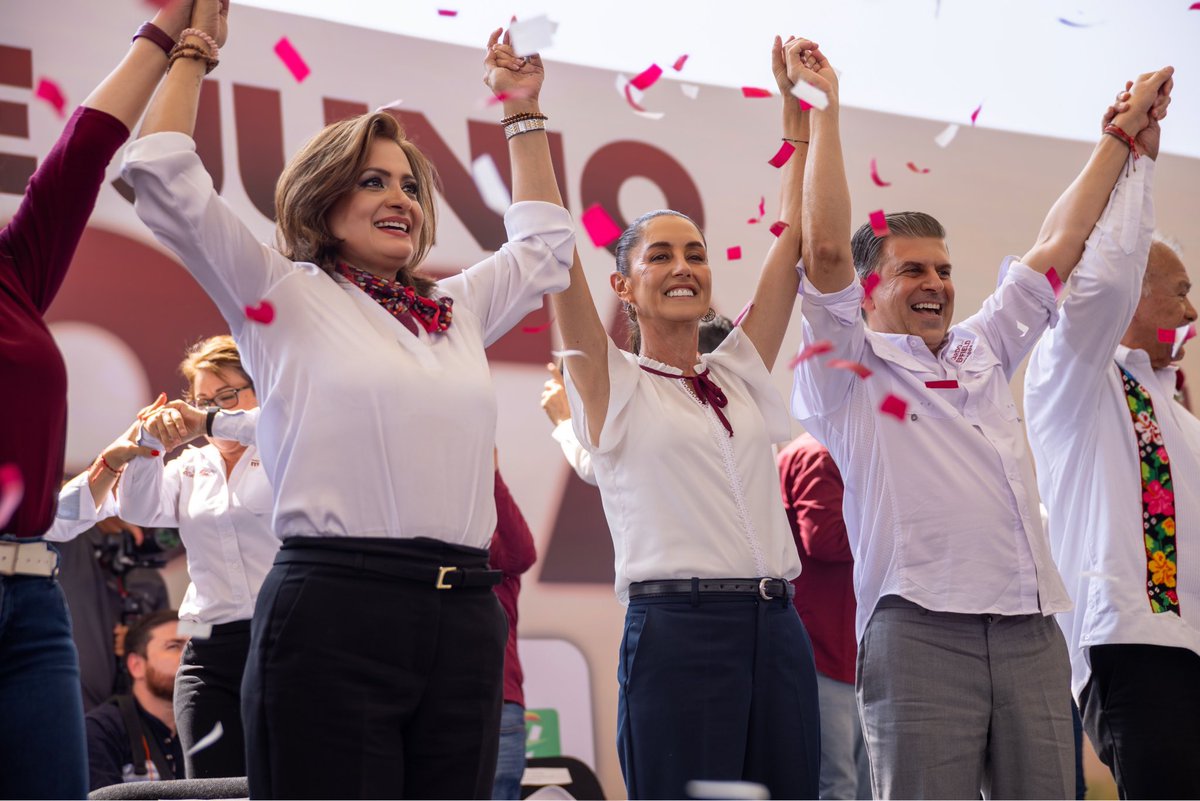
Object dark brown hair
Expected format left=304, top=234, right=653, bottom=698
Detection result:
left=850, top=211, right=947, bottom=280
left=275, top=111, right=440, bottom=297
left=614, top=209, right=705, bottom=354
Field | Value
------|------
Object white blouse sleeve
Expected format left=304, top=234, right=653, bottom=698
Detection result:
left=121, top=132, right=295, bottom=337
left=115, top=432, right=185, bottom=528
left=550, top=420, right=598, bottom=486
left=436, top=201, right=574, bottom=347
left=563, top=338, right=643, bottom=455
left=43, top=472, right=117, bottom=543
left=703, top=326, right=793, bottom=445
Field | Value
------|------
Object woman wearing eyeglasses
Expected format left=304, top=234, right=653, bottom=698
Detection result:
left=116, top=334, right=277, bottom=781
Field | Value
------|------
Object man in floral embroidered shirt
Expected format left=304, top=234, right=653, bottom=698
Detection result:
left=1025, top=87, right=1200, bottom=794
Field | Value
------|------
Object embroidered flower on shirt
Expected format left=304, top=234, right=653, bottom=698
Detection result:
left=1134, top=411, right=1163, bottom=446
left=1149, top=551, right=1177, bottom=588
left=1163, top=518, right=1176, bottom=537
left=1143, top=481, right=1175, bottom=517
left=1156, top=446, right=1170, bottom=464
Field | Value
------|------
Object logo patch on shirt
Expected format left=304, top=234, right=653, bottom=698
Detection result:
left=949, top=338, right=975, bottom=365
left=181, top=466, right=195, bottom=478
left=250, top=459, right=260, bottom=468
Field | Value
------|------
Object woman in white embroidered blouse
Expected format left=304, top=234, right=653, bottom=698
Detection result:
left=119, top=2, right=574, bottom=797
left=554, top=37, right=821, bottom=800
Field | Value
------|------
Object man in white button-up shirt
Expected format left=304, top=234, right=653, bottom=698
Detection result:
left=789, top=44, right=1175, bottom=799
left=1025, top=103, right=1198, bottom=794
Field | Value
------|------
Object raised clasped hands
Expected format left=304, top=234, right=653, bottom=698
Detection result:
left=776, top=36, right=836, bottom=103
left=188, top=0, right=230, bottom=49
left=141, top=397, right=208, bottom=452
left=484, top=26, right=544, bottom=104
left=1105, top=66, right=1173, bottom=160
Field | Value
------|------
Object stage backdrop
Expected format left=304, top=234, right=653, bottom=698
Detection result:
left=5, top=3, right=1199, bottom=797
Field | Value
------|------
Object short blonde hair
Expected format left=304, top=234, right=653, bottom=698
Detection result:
left=179, top=335, right=251, bottom=401
left=274, top=111, right=440, bottom=297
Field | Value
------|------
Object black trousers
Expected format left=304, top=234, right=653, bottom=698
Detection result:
left=617, top=590, right=821, bottom=800
left=241, top=536, right=507, bottom=799
left=1081, top=643, right=1200, bottom=799
left=175, top=619, right=250, bottom=778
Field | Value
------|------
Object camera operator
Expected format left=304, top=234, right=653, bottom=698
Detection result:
left=85, top=609, right=188, bottom=790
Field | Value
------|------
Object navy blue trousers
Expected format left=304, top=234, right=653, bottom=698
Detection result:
left=617, top=591, right=821, bottom=800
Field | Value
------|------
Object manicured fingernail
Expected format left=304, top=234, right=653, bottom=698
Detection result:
left=151, top=450, right=160, bottom=457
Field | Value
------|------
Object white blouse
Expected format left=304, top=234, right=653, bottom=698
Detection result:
left=122, top=133, right=574, bottom=547
left=118, top=442, right=278, bottom=626
left=565, top=328, right=802, bottom=604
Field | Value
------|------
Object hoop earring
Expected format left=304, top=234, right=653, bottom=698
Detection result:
left=701, top=308, right=717, bottom=323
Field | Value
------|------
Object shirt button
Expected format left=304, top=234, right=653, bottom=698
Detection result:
left=909, top=413, right=918, bottom=422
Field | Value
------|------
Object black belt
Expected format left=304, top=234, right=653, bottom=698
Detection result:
left=276, top=547, right=501, bottom=590
left=628, top=577, right=795, bottom=601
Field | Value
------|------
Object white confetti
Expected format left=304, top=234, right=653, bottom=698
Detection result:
left=1172, top=322, right=1196, bottom=358
left=187, top=721, right=224, bottom=756
left=551, top=349, right=586, bottom=359
left=1016, top=321, right=1030, bottom=337
left=934, top=123, right=960, bottom=148
left=470, top=154, right=512, bottom=216
left=789, top=81, right=829, bottom=110
left=680, top=83, right=700, bottom=100
left=508, top=15, right=557, bottom=57
left=375, top=99, right=403, bottom=112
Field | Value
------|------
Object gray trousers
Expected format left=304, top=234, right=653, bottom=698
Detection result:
left=856, top=595, right=1074, bottom=800
left=817, top=671, right=871, bottom=800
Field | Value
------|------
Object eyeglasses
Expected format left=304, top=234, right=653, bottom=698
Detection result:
left=194, top=385, right=252, bottom=410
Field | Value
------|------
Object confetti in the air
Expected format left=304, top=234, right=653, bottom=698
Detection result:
left=471, top=154, right=512, bottom=216
left=742, top=87, right=773, bottom=98
left=790, top=81, right=829, bottom=110
left=935, top=123, right=960, bottom=148
left=630, top=64, right=663, bottom=91
left=970, top=103, right=983, bottom=126
left=863, top=272, right=881, bottom=300
left=769, top=221, right=789, bottom=237
left=868, top=210, right=890, bottom=238
left=274, top=37, right=310, bottom=82
left=768, top=141, right=796, bottom=168
left=551, top=349, right=586, bottom=359
left=34, top=78, right=66, bottom=117
left=733, top=301, right=754, bottom=327
left=187, top=722, right=224, bottom=756
left=0, top=463, right=24, bottom=528
left=925, top=379, right=959, bottom=389
left=680, top=83, right=701, bottom=99
left=789, top=340, right=834, bottom=369
left=437, top=9, right=458, bottom=16
left=508, top=15, right=557, bottom=56
left=880, top=394, right=908, bottom=420
left=869, top=158, right=892, bottom=187
left=1046, top=267, right=1065, bottom=299
left=521, top=319, right=554, bottom=334
left=727, top=246, right=742, bottom=261
left=581, top=204, right=623, bottom=247
left=827, top=359, right=873, bottom=379
left=907, top=162, right=931, bottom=174
left=244, top=301, right=276, bottom=325
left=672, top=54, right=689, bottom=71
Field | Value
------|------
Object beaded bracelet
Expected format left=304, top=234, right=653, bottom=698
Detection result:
left=168, top=43, right=219, bottom=74
left=500, top=111, right=547, bottom=126
left=504, top=117, right=547, bottom=140
left=180, top=27, right=220, bottom=61
left=132, top=22, right=174, bottom=57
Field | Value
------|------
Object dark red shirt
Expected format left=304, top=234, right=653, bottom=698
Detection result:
left=777, top=433, right=857, bottom=684
left=490, top=470, right=537, bottom=707
left=1, top=106, right=129, bottom=537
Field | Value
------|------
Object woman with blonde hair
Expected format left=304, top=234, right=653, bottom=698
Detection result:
left=122, top=1, right=574, bottom=796
left=117, top=335, right=275, bottom=781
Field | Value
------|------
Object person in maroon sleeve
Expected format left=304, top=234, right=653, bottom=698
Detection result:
left=490, top=456, right=538, bottom=800
left=777, top=433, right=868, bottom=801
left=0, top=3, right=196, bottom=797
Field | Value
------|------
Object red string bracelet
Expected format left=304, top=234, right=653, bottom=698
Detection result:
left=98, top=455, right=123, bottom=476
left=1103, top=124, right=1139, bottom=161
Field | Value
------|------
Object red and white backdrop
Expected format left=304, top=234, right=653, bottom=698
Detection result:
left=6, top=3, right=1199, bottom=796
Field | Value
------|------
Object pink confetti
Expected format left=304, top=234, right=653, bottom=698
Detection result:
left=0, top=463, right=24, bottom=529
left=1191, top=2, right=1200, bottom=9
left=522, top=319, right=553, bottom=334
left=621, top=84, right=663, bottom=118
left=906, top=161, right=931, bottom=174
left=487, top=87, right=534, bottom=106
left=727, top=246, right=742, bottom=261
left=869, top=158, right=892, bottom=187
left=1158, top=328, right=1178, bottom=343
left=925, top=379, right=959, bottom=389
left=581, top=203, right=623, bottom=247
left=34, top=78, right=66, bottom=118
left=863, top=272, right=882, bottom=300
left=742, top=87, right=773, bottom=98
left=789, top=340, right=834, bottom=369
left=437, top=8, right=458, bottom=16
left=869, top=210, right=890, bottom=238
left=630, top=64, right=663, bottom=91
left=733, top=301, right=754, bottom=327
left=768, top=141, right=796, bottom=168
left=797, top=98, right=813, bottom=112
left=1046, top=267, right=1065, bottom=298
left=827, top=359, right=873, bottom=379
left=880, top=394, right=909, bottom=420
left=244, top=301, right=276, bottom=325
left=672, top=54, right=689, bottom=71
left=274, top=37, right=310, bottom=82
left=747, top=196, right=766, bottom=224
left=769, top=221, right=789, bottom=237
left=970, top=103, right=982, bottom=126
